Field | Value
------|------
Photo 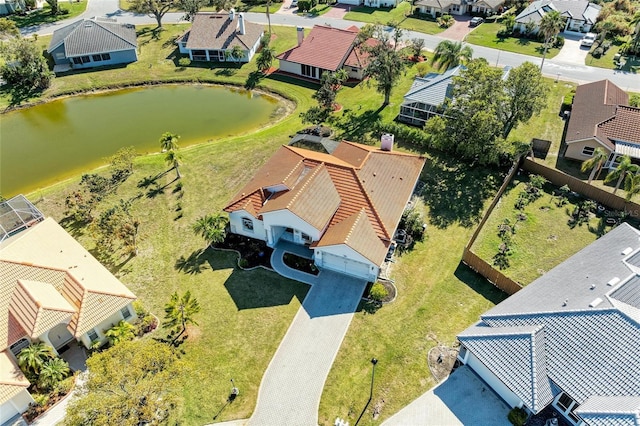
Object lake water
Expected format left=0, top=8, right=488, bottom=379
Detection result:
left=0, top=85, right=281, bottom=196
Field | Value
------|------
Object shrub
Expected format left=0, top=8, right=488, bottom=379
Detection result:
left=239, top=258, right=249, bottom=268
left=369, top=282, right=388, bottom=302
left=601, top=40, right=612, bottom=53
left=508, top=407, right=528, bottom=426
left=53, top=375, right=75, bottom=397
left=372, top=121, right=432, bottom=149
left=32, top=393, right=49, bottom=407
left=178, top=57, right=191, bottom=67
left=592, top=47, right=604, bottom=58
left=399, top=206, right=426, bottom=244
left=437, top=14, right=454, bottom=28
left=553, top=35, right=564, bottom=48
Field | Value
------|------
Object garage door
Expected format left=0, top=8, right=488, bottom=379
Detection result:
left=0, top=400, right=20, bottom=425
left=322, top=253, right=370, bottom=279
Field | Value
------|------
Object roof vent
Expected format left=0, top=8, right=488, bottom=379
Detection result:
left=589, top=298, right=603, bottom=308
left=607, top=277, right=620, bottom=286
left=622, top=247, right=633, bottom=255
left=562, top=299, right=568, bottom=307
left=590, top=284, right=596, bottom=290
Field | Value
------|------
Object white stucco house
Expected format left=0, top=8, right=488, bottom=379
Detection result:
left=458, top=223, right=640, bottom=426
left=337, top=0, right=400, bottom=8
left=514, top=0, right=601, bottom=34
left=223, top=140, right=425, bottom=282
left=0, top=196, right=137, bottom=424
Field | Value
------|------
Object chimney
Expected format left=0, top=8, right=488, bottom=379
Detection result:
left=229, top=8, right=235, bottom=21
left=297, top=26, right=304, bottom=46
left=381, top=133, right=394, bottom=151
left=238, top=13, right=245, bottom=35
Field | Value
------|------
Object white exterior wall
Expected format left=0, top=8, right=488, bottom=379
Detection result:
left=78, top=302, right=137, bottom=348
left=314, top=245, right=379, bottom=281
left=262, top=210, right=321, bottom=246
left=337, top=0, right=362, bottom=6
left=229, top=211, right=267, bottom=241
left=178, top=41, right=188, bottom=54
left=344, top=65, right=363, bottom=80
left=278, top=59, right=302, bottom=76
left=247, top=32, right=264, bottom=61
left=0, top=390, right=34, bottom=424
left=465, top=352, right=525, bottom=410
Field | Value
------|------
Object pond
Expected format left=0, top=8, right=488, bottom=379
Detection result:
left=0, top=85, right=283, bottom=197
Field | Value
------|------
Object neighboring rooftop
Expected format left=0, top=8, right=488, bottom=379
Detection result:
left=180, top=12, right=263, bottom=51
left=403, top=65, right=463, bottom=107
left=47, top=17, right=137, bottom=57
left=0, top=195, right=44, bottom=244
left=277, top=25, right=359, bottom=71
left=515, top=0, right=601, bottom=24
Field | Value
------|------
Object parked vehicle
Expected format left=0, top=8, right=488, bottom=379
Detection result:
left=580, top=33, right=597, bottom=47
left=290, top=0, right=298, bottom=7
left=469, top=17, right=484, bottom=27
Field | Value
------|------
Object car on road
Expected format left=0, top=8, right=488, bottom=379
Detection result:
left=469, top=17, right=484, bottom=27
left=580, top=33, right=597, bottom=47
left=290, top=0, right=298, bottom=7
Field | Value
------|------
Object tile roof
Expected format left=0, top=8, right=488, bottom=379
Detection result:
left=224, top=141, right=425, bottom=265
left=576, top=396, right=640, bottom=426
left=475, top=0, right=506, bottom=9
left=459, top=224, right=640, bottom=420
left=566, top=80, right=629, bottom=147
left=597, top=106, right=640, bottom=145
left=0, top=349, right=29, bottom=405
left=277, top=25, right=358, bottom=71
left=343, top=39, right=378, bottom=69
left=414, top=0, right=462, bottom=8
left=47, top=18, right=137, bottom=57
left=183, top=12, right=263, bottom=51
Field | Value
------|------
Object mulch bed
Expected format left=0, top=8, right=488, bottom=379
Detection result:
left=213, top=234, right=272, bottom=269
left=378, top=280, right=396, bottom=303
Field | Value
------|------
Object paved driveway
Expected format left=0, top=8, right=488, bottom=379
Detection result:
left=438, top=16, right=474, bottom=42
left=382, top=366, right=511, bottom=426
left=552, top=33, right=590, bottom=65
left=249, top=265, right=366, bottom=426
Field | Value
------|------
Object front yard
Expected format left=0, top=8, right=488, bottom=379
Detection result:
left=344, top=2, right=444, bottom=35
left=465, top=21, right=560, bottom=59
left=8, top=0, right=87, bottom=28
left=585, top=37, right=640, bottom=72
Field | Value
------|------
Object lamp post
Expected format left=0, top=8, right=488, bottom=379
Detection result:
left=230, top=378, right=239, bottom=397
left=369, top=358, right=378, bottom=400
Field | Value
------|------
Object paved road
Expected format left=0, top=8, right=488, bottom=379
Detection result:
left=20, top=1, right=640, bottom=91
left=248, top=247, right=367, bottom=425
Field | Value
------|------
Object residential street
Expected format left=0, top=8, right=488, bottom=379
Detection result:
left=19, top=0, right=640, bottom=91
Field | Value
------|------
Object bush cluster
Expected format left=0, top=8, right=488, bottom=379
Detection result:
left=368, top=282, right=389, bottom=302
left=132, top=301, right=158, bottom=336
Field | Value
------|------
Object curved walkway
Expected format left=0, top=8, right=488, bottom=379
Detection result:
left=249, top=246, right=366, bottom=425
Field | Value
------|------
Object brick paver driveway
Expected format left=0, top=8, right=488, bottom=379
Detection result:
left=438, top=15, right=474, bottom=41
left=249, top=256, right=366, bottom=426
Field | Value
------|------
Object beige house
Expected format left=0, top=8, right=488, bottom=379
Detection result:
left=564, top=80, right=640, bottom=169
left=0, top=197, right=137, bottom=424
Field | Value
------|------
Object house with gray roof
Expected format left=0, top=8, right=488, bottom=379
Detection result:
left=515, top=0, right=601, bottom=34
left=47, top=17, right=138, bottom=72
left=177, top=11, right=263, bottom=63
left=457, top=223, right=640, bottom=426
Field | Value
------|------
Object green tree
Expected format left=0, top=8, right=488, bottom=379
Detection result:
left=0, top=37, right=52, bottom=94
left=107, top=146, right=137, bottom=183
left=539, top=10, right=565, bottom=69
left=503, top=14, right=516, bottom=33
left=105, top=320, right=137, bottom=346
left=64, top=339, right=182, bottom=426
left=165, top=148, right=183, bottom=179
left=432, top=40, right=473, bottom=71
left=256, top=46, right=275, bottom=73
left=363, top=29, right=405, bottom=106
left=180, top=0, right=204, bottom=21
left=18, top=342, right=55, bottom=377
left=45, top=0, right=59, bottom=14
left=38, top=358, right=70, bottom=391
left=313, top=70, right=348, bottom=111
left=501, top=61, right=548, bottom=138
left=581, top=147, right=609, bottom=184
left=226, top=45, right=245, bottom=67
left=410, top=38, right=425, bottom=58
left=192, top=213, right=227, bottom=248
left=211, top=0, right=236, bottom=11
left=163, top=290, right=201, bottom=345
left=129, top=0, right=179, bottom=28
left=159, top=131, right=180, bottom=152
left=624, top=173, right=640, bottom=201
left=597, top=18, right=617, bottom=41
left=0, top=18, right=20, bottom=38
left=605, top=155, right=639, bottom=194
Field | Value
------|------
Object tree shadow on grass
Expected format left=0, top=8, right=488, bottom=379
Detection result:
left=223, top=268, right=310, bottom=310
left=245, top=70, right=264, bottom=90
left=420, top=154, right=503, bottom=229
left=453, top=262, right=509, bottom=305
left=330, top=105, right=386, bottom=142
left=175, top=249, right=209, bottom=274
left=0, top=84, right=45, bottom=108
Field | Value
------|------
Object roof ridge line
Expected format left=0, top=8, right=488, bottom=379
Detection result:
left=482, top=307, right=620, bottom=320
left=350, top=168, right=390, bottom=240
left=90, top=19, right=137, bottom=48
left=284, top=163, right=326, bottom=209
left=0, top=259, right=68, bottom=274
left=343, top=209, right=366, bottom=244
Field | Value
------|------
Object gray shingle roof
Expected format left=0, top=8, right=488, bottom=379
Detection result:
left=184, top=12, right=263, bottom=51
left=459, top=224, right=640, bottom=420
left=515, top=0, right=600, bottom=25
left=47, top=18, right=137, bottom=57
left=402, top=65, right=463, bottom=107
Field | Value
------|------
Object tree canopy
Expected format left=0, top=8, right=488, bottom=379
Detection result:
left=129, top=0, right=178, bottom=27
left=0, top=37, right=52, bottom=96
left=362, top=27, right=405, bottom=106
left=432, top=40, right=473, bottom=71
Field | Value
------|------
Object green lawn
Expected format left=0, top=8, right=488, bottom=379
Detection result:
left=296, top=3, right=333, bottom=16
left=344, top=2, right=444, bottom=35
left=471, top=175, right=607, bottom=285
left=9, top=1, right=87, bottom=28
left=465, top=21, right=560, bottom=59
left=585, top=38, right=640, bottom=72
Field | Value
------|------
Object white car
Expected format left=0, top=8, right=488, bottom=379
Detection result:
left=580, top=33, right=597, bottom=47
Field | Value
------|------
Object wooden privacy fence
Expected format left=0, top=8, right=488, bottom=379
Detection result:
left=522, top=158, right=640, bottom=216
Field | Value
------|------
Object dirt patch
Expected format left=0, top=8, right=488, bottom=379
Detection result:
left=427, top=345, right=460, bottom=382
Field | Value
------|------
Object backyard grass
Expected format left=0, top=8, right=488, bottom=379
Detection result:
left=465, top=21, right=560, bottom=59
left=471, top=175, right=606, bottom=285
left=8, top=0, right=87, bottom=28
left=344, top=2, right=444, bottom=35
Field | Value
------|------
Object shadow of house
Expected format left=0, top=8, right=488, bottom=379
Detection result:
left=223, top=268, right=309, bottom=310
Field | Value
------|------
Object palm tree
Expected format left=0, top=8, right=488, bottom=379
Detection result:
left=18, top=342, right=55, bottom=376
left=581, top=147, right=608, bottom=184
left=192, top=213, right=228, bottom=248
left=256, top=46, right=275, bottom=73
left=38, top=358, right=70, bottom=391
left=432, top=40, right=473, bottom=71
left=163, top=290, right=201, bottom=345
left=165, top=149, right=183, bottom=179
left=159, top=132, right=180, bottom=152
left=604, top=155, right=639, bottom=194
left=539, top=10, right=565, bottom=69
left=624, top=173, right=640, bottom=201
left=105, top=320, right=137, bottom=346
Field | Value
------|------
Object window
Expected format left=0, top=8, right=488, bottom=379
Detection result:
left=458, top=345, right=468, bottom=361
left=301, top=233, right=312, bottom=243
left=582, top=146, right=595, bottom=156
left=242, top=217, right=254, bottom=232
left=72, top=57, right=83, bottom=65
left=92, top=54, right=102, bottom=62
left=121, top=305, right=132, bottom=319
left=301, top=64, right=317, bottom=79
left=80, top=56, right=91, bottom=63
left=557, top=393, right=573, bottom=411
left=88, top=328, right=99, bottom=342
left=101, top=53, right=111, bottom=61
left=9, top=338, right=30, bottom=357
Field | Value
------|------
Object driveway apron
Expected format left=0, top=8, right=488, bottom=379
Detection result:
left=249, top=269, right=366, bottom=426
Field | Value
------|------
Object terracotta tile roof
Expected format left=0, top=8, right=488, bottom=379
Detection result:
left=10, top=279, right=75, bottom=339
left=316, top=209, right=389, bottom=264
left=261, top=164, right=341, bottom=231
left=0, top=349, right=29, bottom=405
left=224, top=141, right=425, bottom=265
left=597, top=106, right=640, bottom=145
left=184, top=12, right=263, bottom=51
left=344, top=38, right=378, bottom=70
left=566, top=79, right=629, bottom=147
left=276, top=25, right=358, bottom=71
